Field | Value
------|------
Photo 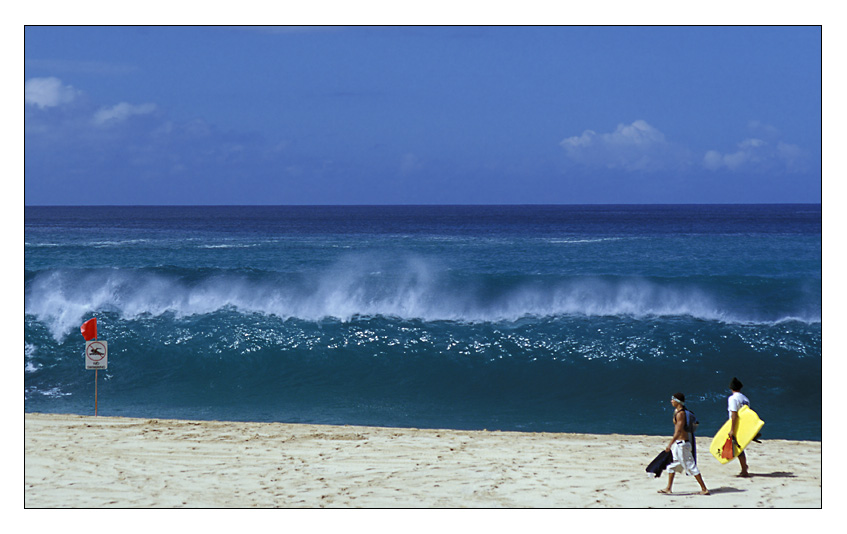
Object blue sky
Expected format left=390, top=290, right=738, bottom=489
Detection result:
left=24, top=26, right=821, bottom=205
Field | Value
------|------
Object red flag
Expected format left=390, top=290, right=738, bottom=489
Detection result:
left=81, top=318, right=97, bottom=341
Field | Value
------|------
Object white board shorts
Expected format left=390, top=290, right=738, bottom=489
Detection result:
left=668, top=440, right=700, bottom=476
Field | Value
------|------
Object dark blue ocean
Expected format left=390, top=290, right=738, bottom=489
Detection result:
left=24, top=205, right=821, bottom=440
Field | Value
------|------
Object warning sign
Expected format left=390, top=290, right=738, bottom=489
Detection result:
left=85, top=340, right=108, bottom=370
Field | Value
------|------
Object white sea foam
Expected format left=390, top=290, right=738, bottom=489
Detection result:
left=25, top=386, right=71, bottom=398
left=198, top=244, right=258, bottom=249
left=90, top=239, right=151, bottom=247
left=25, top=343, right=40, bottom=372
left=24, top=257, right=821, bottom=341
left=544, top=237, right=625, bottom=244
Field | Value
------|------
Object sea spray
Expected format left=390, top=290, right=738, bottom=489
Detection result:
left=26, top=265, right=819, bottom=343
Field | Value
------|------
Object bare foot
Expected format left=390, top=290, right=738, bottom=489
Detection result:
left=700, top=489, right=711, bottom=495
left=737, top=472, right=751, bottom=478
left=657, top=488, right=672, bottom=494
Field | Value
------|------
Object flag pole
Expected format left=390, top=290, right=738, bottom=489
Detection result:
left=94, top=332, right=98, bottom=417
left=81, top=317, right=100, bottom=417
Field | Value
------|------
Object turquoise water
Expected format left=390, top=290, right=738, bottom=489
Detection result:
left=25, top=205, right=821, bottom=439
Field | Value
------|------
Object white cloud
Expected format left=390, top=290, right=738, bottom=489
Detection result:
left=25, top=77, right=80, bottom=109
left=747, top=120, right=784, bottom=140
left=703, top=139, right=763, bottom=171
left=704, top=120, right=809, bottom=173
left=560, top=120, right=679, bottom=172
left=92, top=102, right=157, bottom=125
left=703, top=137, right=805, bottom=173
left=777, top=141, right=804, bottom=168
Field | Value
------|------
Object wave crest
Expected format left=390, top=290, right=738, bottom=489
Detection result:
left=25, top=258, right=821, bottom=340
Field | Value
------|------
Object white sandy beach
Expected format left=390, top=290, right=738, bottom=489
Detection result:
left=24, top=412, right=820, bottom=508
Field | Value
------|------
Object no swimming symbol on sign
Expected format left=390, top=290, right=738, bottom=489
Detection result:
left=85, top=340, right=108, bottom=370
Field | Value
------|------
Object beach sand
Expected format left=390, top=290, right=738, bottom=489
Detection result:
left=24, top=413, right=820, bottom=508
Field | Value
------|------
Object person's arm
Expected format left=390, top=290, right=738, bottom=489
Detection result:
left=666, top=412, right=686, bottom=451
left=729, top=410, right=739, bottom=438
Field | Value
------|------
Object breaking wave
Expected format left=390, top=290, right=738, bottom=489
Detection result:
left=25, top=256, right=820, bottom=341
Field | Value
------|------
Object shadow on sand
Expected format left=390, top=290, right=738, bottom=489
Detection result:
left=708, top=486, right=747, bottom=495
left=746, top=471, right=796, bottom=478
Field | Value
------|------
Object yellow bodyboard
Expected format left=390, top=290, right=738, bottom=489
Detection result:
left=709, top=405, right=764, bottom=464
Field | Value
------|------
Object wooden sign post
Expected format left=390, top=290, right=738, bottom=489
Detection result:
left=85, top=339, right=108, bottom=416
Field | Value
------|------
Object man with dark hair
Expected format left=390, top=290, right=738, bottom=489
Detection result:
left=728, top=377, right=751, bottom=477
left=658, top=393, right=710, bottom=495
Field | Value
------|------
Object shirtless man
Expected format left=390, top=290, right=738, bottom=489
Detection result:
left=658, top=393, right=710, bottom=495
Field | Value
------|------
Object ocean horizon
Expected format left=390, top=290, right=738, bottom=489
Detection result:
left=25, top=204, right=822, bottom=440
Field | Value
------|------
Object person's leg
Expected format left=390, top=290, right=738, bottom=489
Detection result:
left=738, top=451, right=750, bottom=477
left=694, top=474, right=710, bottom=495
left=659, top=472, right=675, bottom=493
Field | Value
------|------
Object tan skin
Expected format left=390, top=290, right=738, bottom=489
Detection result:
left=658, top=399, right=710, bottom=495
left=728, top=389, right=750, bottom=477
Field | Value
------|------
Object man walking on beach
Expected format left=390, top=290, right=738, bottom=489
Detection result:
left=659, top=393, right=710, bottom=495
left=728, top=377, right=751, bottom=477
